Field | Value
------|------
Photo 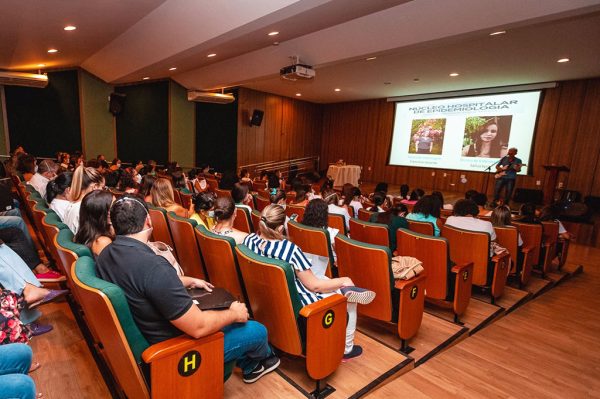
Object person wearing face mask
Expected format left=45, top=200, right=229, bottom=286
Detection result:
left=97, top=195, right=280, bottom=384
left=190, top=192, right=215, bottom=229
left=27, top=160, right=58, bottom=199
left=109, top=158, right=121, bottom=171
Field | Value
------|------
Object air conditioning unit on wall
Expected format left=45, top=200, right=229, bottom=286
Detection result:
left=0, top=71, right=48, bottom=88
left=187, top=90, right=235, bottom=104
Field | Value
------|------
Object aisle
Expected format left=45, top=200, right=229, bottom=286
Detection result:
left=370, top=244, right=599, bottom=398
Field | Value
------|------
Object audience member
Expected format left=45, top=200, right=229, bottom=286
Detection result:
left=322, top=189, right=350, bottom=230
left=151, top=178, right=189, bottom=218
left=0, top=344, right=38, bottom=399
left=369, top=203, right=408, bottom=251
left=445, top=199, right=497, bottom=256
left=63, top=166, right=105, bottom=234
left=74, top=190, right=115, bottom=257
left=27, top=160, right=58, bottom=199
left=139, top=175, right=156, bottom=203
left=369, top=192, right=386, bottom=212
left=232, top=183, right=253, bottom=212
left=517, top=203, right=540, bottom=224
left=473, top=193, right=491, bottom=216
left=47, top=172, right=73, bottom=221
left=491, top=205, right=523, bottom=246
left=190, top=192, right=215, bottom=229
left=211, top=197, right=248, bottom=245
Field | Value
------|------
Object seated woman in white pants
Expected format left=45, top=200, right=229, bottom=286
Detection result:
left=243, top=204, right=375, bottom=360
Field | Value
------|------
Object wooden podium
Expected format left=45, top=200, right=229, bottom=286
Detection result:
left=542, top=165, right=570, bottom=204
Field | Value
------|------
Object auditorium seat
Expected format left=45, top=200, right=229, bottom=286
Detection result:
left=166, top=212, right=207, bottom=280
left=327, top=213, right=347, bottom=235
left=541, top=221, right=559, bottom=276
left=194, top=225, right=247, bottom=303
left=357, top=208, right=375, bottom=222
left=257, top=188, right=269, bottom=199
left=205, top=178, right=219, bottom=191
left=287, top=220, right=335, bottom=278
left=396, top=228, right=473, bottom=323
left=235, top=245, right=347, bottom=394
left=285, top=204, right=305, bottom=222
left=214, top=188, right=233, bottom=200
left=251, top=209, right=261, bottom=232
left=407, top=219, right=435, bottom=236
left=172, top=188, right=183, bottom=206
left=147, top=204, right=177, bottom=257
left=255, top=196, right=270, bottom=212
left=41, top=212, right=69, bottom=270
left=335, top=235, right=426, bottom=353
left=72, top=256, right=228, bottom=399
left=441, top=225, right=510, bottom=304
left=253, top=180, right=267, bottom=191
left=493, top=226, right=535, bottom=287
left=233, top=207, right=253, bottom=234
left=513, top=221, right=542, bottom=275
left=179, top=190, right=193, bottom=210
left=348, top=218, right=389, bottom=247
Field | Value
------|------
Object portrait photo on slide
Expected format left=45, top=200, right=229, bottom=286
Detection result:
left=462, top=115, right=513, bottom=158
left=408, top=118, right=446, bottom=155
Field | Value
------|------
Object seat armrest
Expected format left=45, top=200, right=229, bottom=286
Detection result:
left=394, top=273, right=427, bottom=290
left=451, top=262, right=472, bottom=274
left=491, top=252, right=509, bottom=263
left=520, top=245, right=535, bottom=254
left=300, top=294, right=346, bottom=381
left=142, top=333, right=225, bottom=399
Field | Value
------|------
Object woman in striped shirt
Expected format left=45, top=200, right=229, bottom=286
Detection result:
left=243, top=204, right=374, bottom=359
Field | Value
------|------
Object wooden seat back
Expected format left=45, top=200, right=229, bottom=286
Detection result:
left=251, top=209, right=261, bottom=232
left=357, top=208, right=375, bottom=221
left=335, top=235, right=426, bottom=342
left=72, top=256, right=225, bottom=399
left=287, top=220, right=334, bottom=277
left=172, top=189, right=183, bottom=206
left=407, top=219, right=434, bottom=236
left=255, top=196, right=270, bottom=211
left=285, top=204, right=305, bottom=222
left=41, top=212, right=69, bottom=268
left=285, top=192, right=296, bottom=203
left=195, top=226, right=246, bottom=302
left=328, top=213, right=347, bottom=235
left=396, top=228, right=472, bottom=319
left=513, top=222, right=542, bottom=265
left=233, top=207, right=253, bottom=234
left=442, top=224, right=509, bottom=301
left=541, top=221, right=559, bottom=274
left=257, top=188, right=269, bottom=199
left=205, top=178, right=219, bottom=191
left=147, top=205, right=176, bottom=255
left=214, top=188, right=232, bottom=200
left=180, top=191, right=193, bottom=210
left=235, top=245, right=346, bottom=381
left=493, top=226, right=518, bottom=272
left=166, top=213, right=207, bottom=279
left=253, top=180, right=267, bottom=191
left=348, top=218, right=389, bottom=247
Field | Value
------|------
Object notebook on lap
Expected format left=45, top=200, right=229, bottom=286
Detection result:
left=189, top=287, right=236, bottom=311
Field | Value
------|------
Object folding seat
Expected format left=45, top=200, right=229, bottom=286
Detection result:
left=513, top=221, right=542, bottom=276
left=253, top=180, right=267, bottom=190
left=287, top=220, right=335, bottom=278
left=251, top=209, right=261, bottom=232
left=396, top=228, right=473, bottom=323
left=235, top=245, right=347, bottom=396
left=255, top=196, right=270, bottom=212
left=327, top=213, right=347, bottom=235
left=179, top=191, right=193, bottom=211
left=540, top=221, right=559, bottom=276
left=407, top=219, right=434, bottom=236
left=256, top=188, right=270, bottom=199
left=493, top=226, right=535, bottom=287
left=41, top=212, right=69, bottom=267
left=166, top=213, right=207, bottom=280
left=194, top=226, right=247, bottom=302
left=285, top=191, right=296, bottom=203
left=214, top=188, right=232, bottom=199
left=205, top=178, right=219, bottom=191
left=147, top=204, right=176, bottom=256
left=172, top=188, right=183, bottom=206
left=348, top=218, right=389, bottom=247
left=335, top=235, right=426, bottom=352
left=232, top=207, right=253, bottom=234
left=72, top=256, right=228, bottom=399
left=441, top=225, right=510, bottom=303
left=357, top=208, right=375, bottom=222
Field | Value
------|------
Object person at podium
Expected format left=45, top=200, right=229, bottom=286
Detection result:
left=493, top=147, right=522, bottom=205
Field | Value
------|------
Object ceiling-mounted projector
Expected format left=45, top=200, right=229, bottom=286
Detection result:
left=0, top=71, right=48, bottom=88
left=280, top=64, right=315, bottom=81
left=187, top=90, right=235, bottom=104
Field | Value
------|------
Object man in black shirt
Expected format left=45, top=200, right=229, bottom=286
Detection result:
left=97, top=195, right=279, bottom=383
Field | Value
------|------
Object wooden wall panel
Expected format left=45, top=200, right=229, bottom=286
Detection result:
left=237, top=88, right=322, bottom=169
left=320, top=78, right=600, bottom=198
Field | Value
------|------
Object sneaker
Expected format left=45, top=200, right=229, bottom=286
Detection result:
left=35, top=270, right=66, bottom=282
left=340, top=286, right=376, bottom=305
left=29, top=322, right=53, bottom=336
left=343, top=345, right=363, bottom=360
left=242, top=355, right=281, bottom=384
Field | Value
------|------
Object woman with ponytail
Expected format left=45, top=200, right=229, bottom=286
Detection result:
left=63, top=166, right=105, bottom=233
left=211, top=196, right=248, bottom=244
left=46, top=172, right=73, bottom=221
left=243, top=204, right=375, bottom=360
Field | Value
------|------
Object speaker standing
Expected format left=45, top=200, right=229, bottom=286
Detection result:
left=493, top=147, right=522, bottom=205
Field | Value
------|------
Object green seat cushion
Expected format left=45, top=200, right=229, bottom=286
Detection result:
left=44, top=212, right=69, bottom=230
left=167, top=211, right=198, bottom=227
left=195, top=224, right=236, bottom=249
left=74, top=256, right=149, bottom=362
left=57, top=229, right=93, bottom=258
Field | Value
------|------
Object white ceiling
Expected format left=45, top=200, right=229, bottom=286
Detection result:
left=2, top=0, right=600, bottom=103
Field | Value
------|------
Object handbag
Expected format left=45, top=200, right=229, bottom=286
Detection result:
left=147, top=241, right=184, bottom=276
left=0, top=289, right=31, bottom=344
left=391, top=256, right=424, bottom=280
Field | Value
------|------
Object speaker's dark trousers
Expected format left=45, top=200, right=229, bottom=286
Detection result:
left=494, top=177, right=516, bottom=204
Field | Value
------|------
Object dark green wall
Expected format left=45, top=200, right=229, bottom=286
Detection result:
left=5, top=70, right=82, bottom=157
left=195, top=90, right=238, bottom=172
left=116, top=81, right=169, bottom=164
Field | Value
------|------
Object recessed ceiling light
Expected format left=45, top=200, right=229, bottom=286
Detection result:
left=295, top=93, right=301, bottom=97
left=47, top=49, right=58, bottom=53
left=268, top=31, right=279, bottom=36
left=37, top=63, right=46, bottom=67
left=557, top=58, right=570, bottom=63
left=169, top=67, right=177, bottom=71
left=334, top=88, right=341, bottom=92
left=489, top=30, right=506, bottom=36
left=64, top=25, right=77, bottom=31
left=207, top=53, right=216, bottom=58
left=142, top=76, right=150, bottom=80
left=449, top=72, right=460, bottom=77
left=366, top=57, right=377, bottom=61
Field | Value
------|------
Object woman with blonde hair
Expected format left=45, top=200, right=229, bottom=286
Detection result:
left=150, top=178, right=189, bottom=218
left=243, top=204, right=375, bottom=360
left=63, top=166, right=105, bottom=234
